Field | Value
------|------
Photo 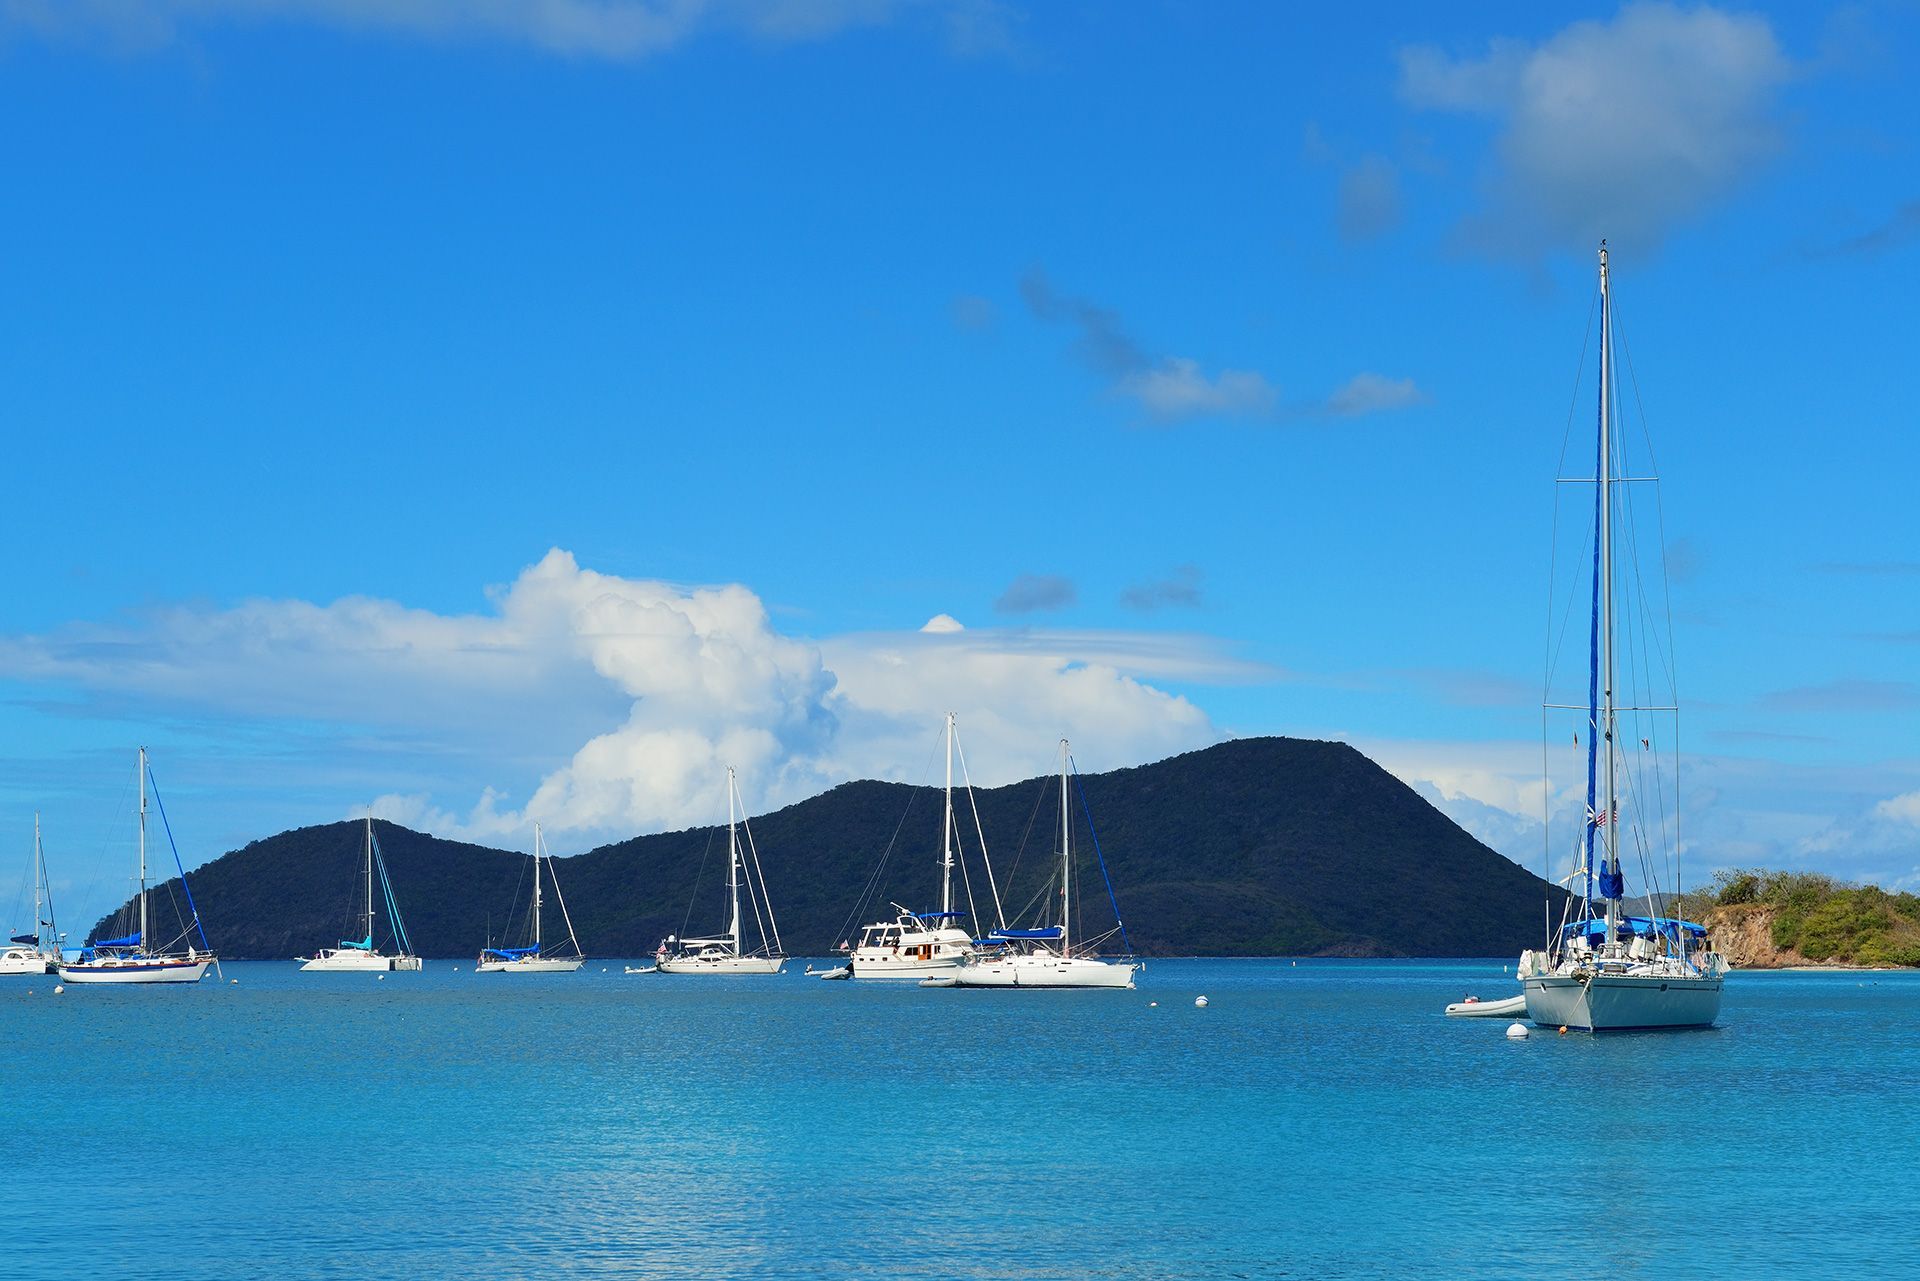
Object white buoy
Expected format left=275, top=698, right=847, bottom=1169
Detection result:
left=230, top=977, right=238, bottom=984
left=378, top=974, right=385, bottom=981
left=1506, top=1022, right=1530, bottom=1039
left=1195, top=995, right=1209, bottom=1008
left=53, top=984, right=64, bottom=995
left=1148, top=1001, right=1158, bottom=1007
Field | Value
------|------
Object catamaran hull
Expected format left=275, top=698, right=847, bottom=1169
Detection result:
left=475, top=957, right=584, bottom=973
left=58, top=959, right=211, bottom=984
left=1523, top=974, right=1722, bottom=1030
left=946, top=956, right=1137, bottom=989
left=656, top=956, right=785, bottom=974
left=299, top=953, right=423, bottom=972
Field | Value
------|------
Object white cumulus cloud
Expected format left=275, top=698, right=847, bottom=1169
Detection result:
left=0, top=549, right=1241, bottom=843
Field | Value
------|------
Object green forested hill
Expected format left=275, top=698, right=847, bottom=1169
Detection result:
left=96, top=737, right=1568, bottom=958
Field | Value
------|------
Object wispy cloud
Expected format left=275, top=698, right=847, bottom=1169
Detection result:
left=1337, top=154, right=1403, bottom=242
left=1805, top=200, right=1920, bottom=259
left=1019, top=268, right=1419, bottom=424
left=1321, top=372, right=1425, bottom=417
left=1399, top=3, right=1793, bottom=258
left=993, top=573, right=1075, bottom=615
left=1761, top=679, right=1920, bottom=714
left=0, top=0, right=996, bottom=61
left=950, top=293, right=996, bottom=331
left=1121, top=565, right=1203, bottom=612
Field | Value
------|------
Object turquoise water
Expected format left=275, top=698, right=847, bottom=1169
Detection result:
left=6, top=959, right=1917, bottom=1278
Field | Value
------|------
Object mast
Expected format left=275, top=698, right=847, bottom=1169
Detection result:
left=33, top=812, right=43, bottom=950
left=1599, top=241, right=1621, bottom=946
left=532, top=823, right=544, bottom=952
left=137, top=747, right=148, bottom=953
left=365, top=814, right=376, bottom=946
left=1059, top=738, right=1072, bottom=956
left=727, top=767, right=741, bottom=956
left=941, top=711, right=955, bottom=918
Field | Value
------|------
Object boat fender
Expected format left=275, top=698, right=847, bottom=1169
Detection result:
left=1558, top=1026, right=1569, bottom=1036
left=1195, top=995, right=1209, bottom=1007
left=1505, top=1022, right=1529, bottom=1039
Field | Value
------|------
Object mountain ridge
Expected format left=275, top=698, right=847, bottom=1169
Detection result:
left=93, top=736, right=1569, bottom=958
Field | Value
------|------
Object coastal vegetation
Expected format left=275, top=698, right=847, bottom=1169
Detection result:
left=1689, top=869, right=1920, bottom=967
left=92, top=736, right=1570, bottom=959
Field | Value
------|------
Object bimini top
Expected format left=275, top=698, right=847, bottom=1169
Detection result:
left=990, top=927, right=1065, bottom=941
left=339, top=935, right=373, bottom=951
left=90, top=932, right=142, bottom=949
left=1564, top=917, right=1706, bottom=943
left=482, top=946, right=540, bottom=959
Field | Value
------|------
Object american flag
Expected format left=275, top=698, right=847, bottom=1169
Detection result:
left=1587, top=804, right=1615, bottom=827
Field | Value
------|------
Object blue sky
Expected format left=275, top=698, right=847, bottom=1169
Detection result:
left=1, top=1, right=1915, bottom=930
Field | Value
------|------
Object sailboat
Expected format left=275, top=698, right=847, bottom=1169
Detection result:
left=475, top=824, right=584, bottom=973
left=59, top=749, right=217, bottom=985
left=299, top=816, right=423, bottom=972
left=655, top=768, right=786, bottom=974
left=939, top=740, right=1137, bottom=989
left=0, top=814, right=61, bottom=976
left=847, top=713, right=985, bottom=980
left=1517, top=242, right=1726, bottom=1031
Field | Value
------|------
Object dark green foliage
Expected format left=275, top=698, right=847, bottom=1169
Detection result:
left=1706, top=867, right=1920, bottom=964
left=94, top=737, right=1570, bottom=958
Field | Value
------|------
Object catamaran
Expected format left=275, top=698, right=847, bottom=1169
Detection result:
left=299, top=815, right=423, bottom=972
left=476, top=824, right=584, bottom=973
left=938, top=739, right=1137, bottom=989
left=847, top=713, right=993, bottom=980
left=0, top=814, right=61, bottom=976
left=655, top=768, right=786, bottom=974
left=1517, top=242, right=1727, bottom=1030
left=59, top=749, right=218, bottom=985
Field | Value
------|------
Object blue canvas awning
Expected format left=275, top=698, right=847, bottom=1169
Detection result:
left=913, top=910, right=966, bottom=921
left=1563, top=916, right=1706, bottom=942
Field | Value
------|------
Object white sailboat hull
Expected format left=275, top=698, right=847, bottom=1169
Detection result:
left=1523, top=973, right=1722, bottom=1030
left=850, top=950, right=966, bottom=980
left=0, top=947, right=57, bottom=975
left=946, top=954, right=1137, bottom=989
left=475, top=956, right=584, bottom=973
left=656, top=954, right=784, bottom=974
left=299, top=951, right=423, bottom=972
left=58, top=957, right=211, bottom=984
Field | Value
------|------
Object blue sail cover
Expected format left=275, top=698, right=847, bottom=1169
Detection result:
left=9, top=933, right=35, bottom=945
left=1563, top=917, right=1706, bottom=943
left=340, top=935, right=373, bottom=950
left=483, top=946, right=539, bottom=958
left=991, top=927, right=1064, bottom=940
left=913, top=910, right=965, bottom=920
left=92, top=932, right=142, bottom=949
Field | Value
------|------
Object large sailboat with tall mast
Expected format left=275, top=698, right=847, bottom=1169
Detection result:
left=939, top=739, right=1137, bottom=989
left=656, top=768, right=786, bottom=974
left=1, top=814, right=61, bottom=976
left=1518, top=242, right=1726, bottom=1030
left=59, top=748, right=218, bottom=985
left=475, top=824, right=585, bottom=973
left=847, top=713, right=995, bottom=980
left=299, top=816, right=423, bottom=972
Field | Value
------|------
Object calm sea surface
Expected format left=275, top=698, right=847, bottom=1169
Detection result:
left=5, top=959, right=1916, bottom=1278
